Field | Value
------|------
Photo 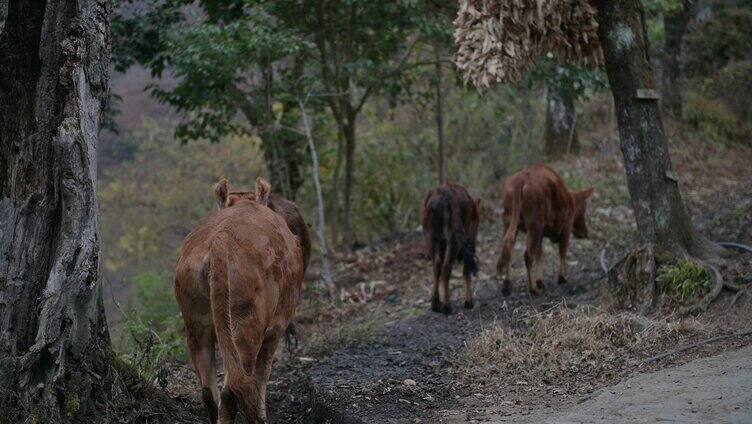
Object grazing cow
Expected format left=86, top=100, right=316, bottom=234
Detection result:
left=422, top=183, right=481, bottom=314
left=174, top=178, right=305, bottom=424
left=496, top=164, right=593, bottom=296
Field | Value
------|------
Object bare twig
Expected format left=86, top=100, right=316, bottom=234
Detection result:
left=644, top=329, right=752, bottom=363
left=599, top=245, right=608, bottom=274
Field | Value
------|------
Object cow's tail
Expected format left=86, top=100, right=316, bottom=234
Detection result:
left=208, top=239, right=240, bottom=380
left=423, top=194, right=448, bottom=261
left=450, top=198, right=479, bottom=276
left=502, top=183, right=525, bottom=249
left=208, top=238, right=262, bottom=421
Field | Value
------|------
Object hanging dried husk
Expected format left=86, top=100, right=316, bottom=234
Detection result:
left=454, top=0, right=604, bottom=90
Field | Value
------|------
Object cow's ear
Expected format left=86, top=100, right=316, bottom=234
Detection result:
left=214, top=178, right=229, bottom=210
left=578, top=188, right=595, bottom=202
left=255, top=177, right=271, bottom=206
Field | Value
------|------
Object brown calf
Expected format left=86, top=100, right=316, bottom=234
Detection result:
left=214, top=178, right=311, bottom=269
left=422, top=183, right=481, bottom=314
left=174, top=178, right=305, bottom=424
left=496, top=164, right=593, bottom=296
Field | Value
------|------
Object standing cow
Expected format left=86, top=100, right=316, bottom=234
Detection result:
left=174, top=178, right=305, bottom=424
left=422, top=183, right=481, bottom=314
left=496, top=164, right=593, bottom=296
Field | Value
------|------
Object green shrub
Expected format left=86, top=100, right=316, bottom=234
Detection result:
left=117, top=271, right=186, bottom=385
left=684, top=93, right=746, bottom=145
left=656, top=259, right=711, bottom=304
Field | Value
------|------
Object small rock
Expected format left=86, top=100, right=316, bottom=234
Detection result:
left=403, top=379, right=417, bottom=386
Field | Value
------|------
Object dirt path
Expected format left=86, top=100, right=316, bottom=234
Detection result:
left=481, top=344, right=752, bottom=423
left=303, top=269, right=602, bottom=423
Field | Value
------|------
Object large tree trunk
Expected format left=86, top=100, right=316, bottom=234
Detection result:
left=661, top=0, right=694, bottom=118
left=544, top=83, right=579, bottom=158
left=594, top=0, right=721, bottom=259
left=0, top=0, right=113, bottom=420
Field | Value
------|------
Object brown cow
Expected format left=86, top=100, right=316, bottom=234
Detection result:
left=422, top=183, right=481, bottom=314
left=496, top=164, right=593, bottom=296
left=213, top=178, right=311, bottom=269
left=174, top=178, right=305, bottom=424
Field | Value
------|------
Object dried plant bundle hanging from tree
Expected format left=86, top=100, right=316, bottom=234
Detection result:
left=454, top=0, right=604, bottom=90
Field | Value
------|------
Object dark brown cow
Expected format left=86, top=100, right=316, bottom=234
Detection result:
left=496, top=164, right=593, bottom=296
left=422, top=183, right=481, bottom=314
left=174, top=178, right=305, bottom=424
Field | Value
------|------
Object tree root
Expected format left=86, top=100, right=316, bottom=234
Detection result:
left=676, top=263, right=751, bottom=316
left=717, top=241, right=752, bottom=255
left=677, top=264, right=724, bottom=316
left=644, top=329, right=752, bottom=363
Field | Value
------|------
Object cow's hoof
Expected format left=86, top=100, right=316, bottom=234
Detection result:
left=464, top=300, right=474, bottom=310
left=501, top=279, right=512, bottom=296
left=557, top=275, right=568, bottom=285
left=431, top=298, right=442, bottom=313
left=442, top=304, right=452, bottom=315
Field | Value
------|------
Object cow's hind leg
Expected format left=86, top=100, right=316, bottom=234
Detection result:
left=525, top=227, right=545, bottom=295
left=229, top=308, right=265, bottom=423
left=185, top=320, right=219, bottom=424
left=431, top=242, right=445, bottom=313
left=497, top=224, right=517, bottom=297
left=254, top=329, right=283, bottom=421
left=440, top=245, right=456, bottom=315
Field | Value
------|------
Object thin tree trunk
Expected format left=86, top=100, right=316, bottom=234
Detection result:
left=342, top=116, right=356, bottom=247
left=661, top=0, right=694, bottom=118
left=328, top=125, right=344, bottom=246
left=298, top=100, right=334, bottom=289
left=594, top=0, right=723, bottom=259
left=435, top=44, right=446, bottom=184
left=0, top=0, right=114, bottom=420
left=544, top=83, right=579, bottom=158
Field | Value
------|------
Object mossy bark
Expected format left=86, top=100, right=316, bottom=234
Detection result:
left=593, top=0, right=724, bottom=260
left=0, top=0, right=115, bottom=420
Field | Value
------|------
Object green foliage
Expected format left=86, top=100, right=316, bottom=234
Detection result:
left=527, top=57, right=608, bottom=101
left=656, top=260, right=711, bottom=304
left=711, top=60, right=752, bottom=122
left=684, top=92, right=746, bottom=145
left=99, top=121, right=264, bottom=280
left=117, top=272, right=186, bottom=384
left=684, top=5, right=752, bottom=78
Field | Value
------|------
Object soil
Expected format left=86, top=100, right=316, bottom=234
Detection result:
left=160, top=139, right=752, bottom=424
left=483, top=344, right=752, bottom=423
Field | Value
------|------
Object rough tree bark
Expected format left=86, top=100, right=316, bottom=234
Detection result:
left=0, top=0, right=114, bottom=420
left=544, top=83, right=579, bottom=158
left=594, top=0, right=725, bottom=310
left=661, top=0, right=695, bottom=118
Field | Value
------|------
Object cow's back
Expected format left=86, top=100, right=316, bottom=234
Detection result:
left=501, top=164, right=573, bottom=234
left=268, top=193, right=311, bottom=270
left=175, top=202, right=305, bottom=327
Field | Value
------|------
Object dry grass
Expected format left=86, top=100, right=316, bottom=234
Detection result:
left=456, top=304, right=707, bottom=385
